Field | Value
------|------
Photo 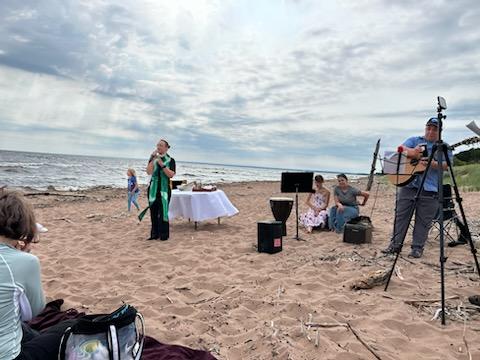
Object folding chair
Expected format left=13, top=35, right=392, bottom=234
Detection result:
left=430, top=184, right=468, bottom=245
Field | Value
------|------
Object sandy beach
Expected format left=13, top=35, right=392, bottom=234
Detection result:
left=23, top=178, right=480, bottom=359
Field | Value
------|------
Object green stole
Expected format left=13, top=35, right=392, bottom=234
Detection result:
left=138, top=154, right=171, bottom=222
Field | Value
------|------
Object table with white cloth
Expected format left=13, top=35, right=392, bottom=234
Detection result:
left=169, top=189, right=239, bottom=229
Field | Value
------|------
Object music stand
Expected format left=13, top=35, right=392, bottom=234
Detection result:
left=281, top=172, right=314, bottom=241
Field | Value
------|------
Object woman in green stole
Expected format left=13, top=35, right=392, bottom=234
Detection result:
left=143, top=139, right=176, bottom=240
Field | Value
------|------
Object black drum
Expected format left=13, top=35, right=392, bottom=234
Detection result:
left=269, top=197, right=294, bottom=236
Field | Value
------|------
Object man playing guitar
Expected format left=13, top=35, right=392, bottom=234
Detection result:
left=382, top=117, right=452, bottom=258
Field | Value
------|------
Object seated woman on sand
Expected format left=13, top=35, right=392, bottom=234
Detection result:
left=0, top=190, right=74, bottom=360
left=299, top=174, right=330, bottom=233
left=328, top=173, right=369, bottom=233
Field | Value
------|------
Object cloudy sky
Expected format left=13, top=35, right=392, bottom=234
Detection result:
left=0, top=0, right=479, bottom=172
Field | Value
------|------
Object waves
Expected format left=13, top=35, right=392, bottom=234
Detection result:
left=0, top=150, right=346, bottom=191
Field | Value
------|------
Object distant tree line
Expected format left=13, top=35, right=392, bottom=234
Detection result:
left=453, top=148, right=480, bottom=166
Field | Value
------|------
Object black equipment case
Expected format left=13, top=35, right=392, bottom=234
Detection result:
left=343, top=216, right=372, bottom=244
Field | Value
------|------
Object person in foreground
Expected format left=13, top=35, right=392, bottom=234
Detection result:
left=0, top=190, right=73, bottom=359
left=299, top=174, right=330, bottom=233
left=382, top=117, right=452, bottom=258
left=328, top=174, right=369, bottom=233
left=141, top=139, right=176, bottom=241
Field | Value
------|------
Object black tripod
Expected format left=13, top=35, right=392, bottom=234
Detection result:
left=293, top=184, right=306, bottom=241
left=384, top=97, right=480, bottom=325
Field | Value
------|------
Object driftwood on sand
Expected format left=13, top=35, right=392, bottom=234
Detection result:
left=302, top=317, right=383, bottom=360
left=350, top=269, right=390, bottom=290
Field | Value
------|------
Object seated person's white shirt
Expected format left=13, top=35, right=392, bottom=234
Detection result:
left=18, top=288, right=33, bottom=321
left=0, top=244, right=45, bottom=359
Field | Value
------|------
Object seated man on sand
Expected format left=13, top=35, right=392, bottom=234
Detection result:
left=328, top=174, right=369, bottom=233
left=299, top=174, right=330, bottom=233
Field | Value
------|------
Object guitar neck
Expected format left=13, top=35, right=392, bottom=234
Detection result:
left=449, top=136, right=480, bottom=150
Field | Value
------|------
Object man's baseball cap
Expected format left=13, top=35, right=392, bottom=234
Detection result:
left=426, top=117, right=439, bottom=127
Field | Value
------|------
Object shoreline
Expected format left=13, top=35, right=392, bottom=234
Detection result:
left=11, top=176, right=372, bottom=194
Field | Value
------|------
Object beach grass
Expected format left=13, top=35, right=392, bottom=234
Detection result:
left=446, top=163, right=480, bottom=191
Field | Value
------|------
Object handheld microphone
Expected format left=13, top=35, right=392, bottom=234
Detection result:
left=397, top=146, right=404, bottom=153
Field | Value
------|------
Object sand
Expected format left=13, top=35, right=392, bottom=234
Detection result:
left=23, top=178, right=480, bottom=359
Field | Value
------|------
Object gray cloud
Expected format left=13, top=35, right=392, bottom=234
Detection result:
left=0, top=1, right=479, bottom=172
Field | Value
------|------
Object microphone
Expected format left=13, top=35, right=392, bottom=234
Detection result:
left=397, top=145, right=404, bottom=153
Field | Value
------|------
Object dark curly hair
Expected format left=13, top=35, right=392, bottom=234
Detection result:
left=0, top=190, right=36, bottom=242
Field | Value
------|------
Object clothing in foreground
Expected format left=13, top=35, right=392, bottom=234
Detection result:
left=0, top=243, right=45, bottom=359
left=148, top=156, right=176, bottom=240
left=299, top=192, right=328, bottom=229
left=27, top=300, right=217, bottom=360
left=387, top=135, right=453, bottom=256
left=328, top=185, right=361, bottom=233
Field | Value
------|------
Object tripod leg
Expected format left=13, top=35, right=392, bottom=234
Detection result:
left=382, top=152, right=410, bottom=255
left=436, top=145, right=447, bottom=325
left=296, top=190, right=299, bottom=240
left=443, top=147, right=480, bottom=276
left=384, top=188, right=418, bottom=290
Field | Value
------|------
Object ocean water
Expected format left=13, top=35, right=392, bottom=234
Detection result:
left=0, top=150, right=359, bottom=191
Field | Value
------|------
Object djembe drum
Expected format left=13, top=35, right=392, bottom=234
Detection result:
left=269, top=197, right=294, bottom=236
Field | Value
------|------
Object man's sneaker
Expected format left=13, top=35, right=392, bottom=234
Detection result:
left=408, top=248, right=423, bottom=258
left=381, top=243, right=401, bottom=254
left=447, top=239, right=467, bottom=247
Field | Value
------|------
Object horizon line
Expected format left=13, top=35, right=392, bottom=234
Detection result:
left=0, top=148, right=368, bottom=175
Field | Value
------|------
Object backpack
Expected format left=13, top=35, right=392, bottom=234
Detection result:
left=58, top=304, right=144, bottom=360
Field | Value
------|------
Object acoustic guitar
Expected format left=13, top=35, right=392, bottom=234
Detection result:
left=385, top=136, right=480, bottom=186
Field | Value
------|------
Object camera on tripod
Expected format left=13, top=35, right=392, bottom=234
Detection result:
left=437, top=96, right=447, bottom=121
left=437, top=96, right=447, bottom=111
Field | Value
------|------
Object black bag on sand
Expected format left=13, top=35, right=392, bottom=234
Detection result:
left=58, top=304, right=145, bottom=360
left=343, top=216, right=373, bottom=244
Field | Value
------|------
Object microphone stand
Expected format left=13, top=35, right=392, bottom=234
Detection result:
left=391, top=146, right=404, bottom=245
left=293, top=183, right=305, bottom=241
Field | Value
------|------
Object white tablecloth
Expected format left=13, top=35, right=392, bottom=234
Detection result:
left=169, top=190, right=239, bottom=222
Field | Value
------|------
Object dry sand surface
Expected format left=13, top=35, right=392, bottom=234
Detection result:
left=23, top=178, right=480, bottom=359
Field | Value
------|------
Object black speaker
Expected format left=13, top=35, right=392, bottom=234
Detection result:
left=343, top=216, right=372, bottom=244
left=257, top=221, right=283, bottom=254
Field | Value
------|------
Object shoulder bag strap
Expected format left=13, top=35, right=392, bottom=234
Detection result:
left=108, top=324, right=120, bottom=360
left=133, top=312, right=146, bottom=360
left=57, top=326, right=72, bottom=360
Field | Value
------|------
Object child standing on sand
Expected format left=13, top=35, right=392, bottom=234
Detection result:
left=127, top=168, right=140, bottom=211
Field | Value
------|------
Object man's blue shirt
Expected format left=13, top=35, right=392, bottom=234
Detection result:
left=403, top=136, right=453, bottom=192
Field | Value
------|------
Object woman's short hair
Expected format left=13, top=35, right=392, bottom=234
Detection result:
left=337, top=173, right=348, bottom=181
left=314, top=174, right=324, bottom=182
left=0, top=191, right=37, bottom=242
